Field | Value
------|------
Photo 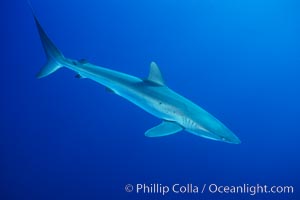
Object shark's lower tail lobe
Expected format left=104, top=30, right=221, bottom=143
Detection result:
left=32, top=14, right=64, bottom=78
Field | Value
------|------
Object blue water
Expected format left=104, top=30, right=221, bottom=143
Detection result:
left=1, top=0, right=299, bottom=199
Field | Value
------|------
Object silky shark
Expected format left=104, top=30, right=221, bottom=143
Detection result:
left=31, top=11, right=241, bottom=144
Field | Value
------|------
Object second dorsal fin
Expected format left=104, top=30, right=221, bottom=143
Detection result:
left=78, top=59, right=88, bottom=64
left=147, top=62, right=164, bottom=86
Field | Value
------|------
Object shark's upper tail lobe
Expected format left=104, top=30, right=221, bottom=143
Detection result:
left=31, top=11, right=64, bottom=78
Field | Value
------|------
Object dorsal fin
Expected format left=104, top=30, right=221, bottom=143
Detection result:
left=147, top=62, right=164, bottom=86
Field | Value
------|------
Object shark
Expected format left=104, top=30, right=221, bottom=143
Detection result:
left=31, top=11, right=241, bottom=144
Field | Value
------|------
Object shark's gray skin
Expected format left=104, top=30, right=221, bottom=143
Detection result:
left=32, top=13, right=241, bottom=144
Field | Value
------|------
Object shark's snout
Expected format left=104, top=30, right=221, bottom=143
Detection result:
left=217, top=125, right=241, bottom=144
left=221, top=134, right=241, bottom=144
left=188, top=123, right=241, bottom=144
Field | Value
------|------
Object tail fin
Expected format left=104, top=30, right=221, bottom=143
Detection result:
left=29, top=4, right=64, bottom=78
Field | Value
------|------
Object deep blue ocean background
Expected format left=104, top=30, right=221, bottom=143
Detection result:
left=1, top=0, right=300, bottom=199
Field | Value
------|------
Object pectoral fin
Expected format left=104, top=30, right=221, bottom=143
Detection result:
left=145, top=121, right=183, bottom=137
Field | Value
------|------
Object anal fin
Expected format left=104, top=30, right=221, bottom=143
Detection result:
left=105, top=87, right=116, bottom=94
left=75, top=73, right=86, bottom=79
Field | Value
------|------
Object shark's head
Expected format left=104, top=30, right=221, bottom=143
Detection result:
left=184, top=115, right=241, bottom=144
left=188, top=125, right=241, bottom=144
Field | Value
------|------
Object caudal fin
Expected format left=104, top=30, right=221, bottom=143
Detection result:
left=30, top=3, right=64, bottom=78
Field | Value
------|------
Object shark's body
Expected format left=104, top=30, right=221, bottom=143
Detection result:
left=32, top=12, right=241, bottom=144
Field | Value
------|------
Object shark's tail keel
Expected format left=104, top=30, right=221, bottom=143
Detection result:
left=31, top=11, right=64, bottom=78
